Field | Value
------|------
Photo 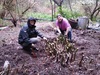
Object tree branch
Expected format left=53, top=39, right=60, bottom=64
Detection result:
left=53, top=0, right=63, bottom=6
left=90, top=0, right=100, bottom=20
left=19, top=2, right=36, bottom=19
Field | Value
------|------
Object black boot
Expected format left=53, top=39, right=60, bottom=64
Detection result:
left=31, top=46, right=39, bottom=52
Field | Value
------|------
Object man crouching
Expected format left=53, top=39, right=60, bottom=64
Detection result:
left=18, top=17, right=47, bottom=56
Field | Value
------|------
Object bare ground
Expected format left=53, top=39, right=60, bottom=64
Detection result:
left=0, top=22, right=100, bottom=75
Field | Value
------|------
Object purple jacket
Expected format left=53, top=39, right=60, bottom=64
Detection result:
left=56, top=18, right=71, bottom=30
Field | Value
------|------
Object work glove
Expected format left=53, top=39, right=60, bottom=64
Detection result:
left=43, top=37, right=47, bottom=40
left=31, top=43, right=35, bottom=47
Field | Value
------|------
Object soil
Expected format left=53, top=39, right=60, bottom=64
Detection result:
left=0, top=22, right=100, bottom=75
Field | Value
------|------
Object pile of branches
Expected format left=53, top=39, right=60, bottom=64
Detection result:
left=45, top=35, right=78, bottom=67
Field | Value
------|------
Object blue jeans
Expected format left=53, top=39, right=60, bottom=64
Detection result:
left=68, top=30, right=72, bottom=41
left=60, top=29, right=72, bottom=41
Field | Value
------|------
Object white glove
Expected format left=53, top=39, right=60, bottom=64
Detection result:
left=43, top=37, right=47, bottom=40
left=31, top=43, right=35, bottom=47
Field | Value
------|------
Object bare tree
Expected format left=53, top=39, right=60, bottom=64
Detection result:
left=0, top=0, right=36, bottom=26
left=82, top=0, right=100, bottom=20
left=50, top=0, right=56, bottom=21
left=68, top=0, right=73, bottom=12
left=90, top=0, right=100, bottom=20
left=19, top=0, right=36, bottom=19
left=53, top=0, right=63, bottom=6
left=0, top=10, right=6, bottom=19
left=0, top=0, right=17, bottom=26
left=0, top=0, right=15, bottom=19
left=53, top=0, right=64, bottom=15
left=68, top=0, right=74, bottom=18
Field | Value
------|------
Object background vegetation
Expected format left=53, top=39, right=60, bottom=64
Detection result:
left=0, top=0, right=99, bottom=26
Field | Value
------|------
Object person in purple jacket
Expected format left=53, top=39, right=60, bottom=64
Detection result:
left=55, top=14, right=72, bottom=42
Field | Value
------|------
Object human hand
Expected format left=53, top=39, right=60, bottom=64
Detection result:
left=43, top=37, right=47, bottom=40
left=64, top=34, right=68, bottom=38
left=31, top=43, right=35, bottom=47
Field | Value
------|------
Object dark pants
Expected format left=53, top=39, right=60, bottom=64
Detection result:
left=23, top=45, right=32, bottom=54
left=21, top=37, right=40, bottom=54
left=60, top=29, right=72, bottom=41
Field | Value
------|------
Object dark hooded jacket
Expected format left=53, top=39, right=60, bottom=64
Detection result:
left=18, top=18, right=43, bottom=47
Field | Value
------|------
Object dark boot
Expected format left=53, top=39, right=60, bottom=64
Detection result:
left=31, top=47, right=39, bottom=52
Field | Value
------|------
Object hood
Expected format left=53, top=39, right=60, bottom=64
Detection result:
left=27, top=17, right=36, bottom=28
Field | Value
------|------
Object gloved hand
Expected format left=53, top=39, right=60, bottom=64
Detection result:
left=31, top=43, right=35, bottom=47
left=43, top=37, right=47, bottom=40
left=54, top=30, right=59, bottom=35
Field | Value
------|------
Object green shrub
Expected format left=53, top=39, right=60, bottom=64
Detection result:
left=57, top=7, right=82, bottom=19
left=25, top=12, right=52, bottom=21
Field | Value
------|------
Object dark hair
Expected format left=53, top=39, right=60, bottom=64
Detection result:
left=57, top=14, right=62, bottom=18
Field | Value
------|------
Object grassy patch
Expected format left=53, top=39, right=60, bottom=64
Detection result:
left=25, top=12, right=52, bottom=21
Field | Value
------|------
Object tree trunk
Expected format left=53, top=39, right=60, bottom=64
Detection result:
left=68, top=0, right=73, bottom=18
left=54, top=2, right=56, bottom=17
left=90, top=0, right=100, bottom=20
left=53, top=0, right=63, bottom=6
left=50, top=0, right=54, bottom=21
left=95, top=10, right=100, bottom=18
left=68, top=0, right=73, bottom=12
left=52, top=0, right=63, bottom=15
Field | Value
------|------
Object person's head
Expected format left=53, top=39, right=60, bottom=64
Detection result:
left=57, top=14, right=63, bottom=22
left=27, top=17, right=36, bottom=28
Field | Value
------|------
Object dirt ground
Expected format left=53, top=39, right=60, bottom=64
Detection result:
left=0, top=22, right=100, bottom=75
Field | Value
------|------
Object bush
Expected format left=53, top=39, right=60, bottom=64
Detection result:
left=57, top=7, right=82, bottom=19
left=25, top=12, right=52, bottom=21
